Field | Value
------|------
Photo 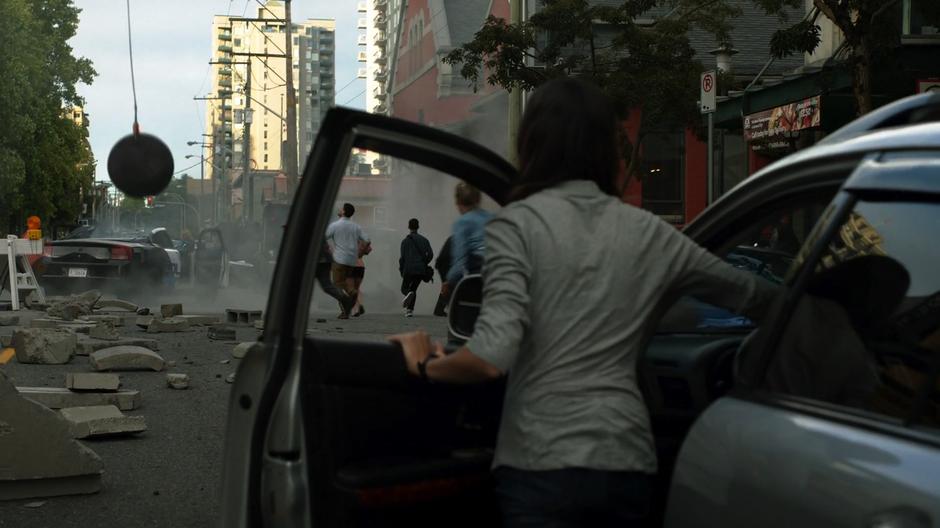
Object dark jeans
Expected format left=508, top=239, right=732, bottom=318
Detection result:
left=400, top=274, right=423, bottom=310
left=494, top=467, right=652, bottom=528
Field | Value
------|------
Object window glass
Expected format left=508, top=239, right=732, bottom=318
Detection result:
left=656, top=192, right=834, bottom=333
left=641, top=132, right=684, bottom=224
left=769, top=199, right=940, bottom=429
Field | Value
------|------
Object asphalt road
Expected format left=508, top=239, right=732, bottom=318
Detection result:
left=0, top=292, right=448, bottom=528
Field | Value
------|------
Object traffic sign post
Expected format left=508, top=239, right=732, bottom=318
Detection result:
left=701, top=71, right=717, bottom=204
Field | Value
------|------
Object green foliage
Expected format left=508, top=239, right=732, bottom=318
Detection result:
left=0, top=0, right=96, bottom=232
left=442, top=1, right=741, bottom=178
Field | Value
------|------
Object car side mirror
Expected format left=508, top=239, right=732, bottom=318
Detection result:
left=447, top=274, right=482, bottom=341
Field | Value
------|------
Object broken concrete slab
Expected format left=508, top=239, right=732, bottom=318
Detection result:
left=93, top=298, right=138, bottom=312
left=225, top=309, right=263, bottom=326
left=12, top=329, right=76, bottom=365
left=90, top=346, right=165, bottom=372
left=208, top=325, right=237, bottom=341
left=175, top=315, right=220, bottom=326
left=17, top=386, right=140, bottom=411
left=47, top=293, right=98, bottom=321
left=75, top=336, right=159, bottom=356
left=29, top=319, right=96, bottom=335
left=82, top=315, right=125, bottom=327
left=232, top=342, right=255, bottom=359
left=88, top=322, right=120, bottom=341
left=59, top=405, right=146, bottom=439
left=65, top=373, right=121, bottom=392
left=135, top=315, right=154, bottom=329
left=146, top=317, right=191, bottom=334
left=0, top=371, right=103, bottom=500
left=160, top=303, right=183, bottom=318
left=0, top=315, right=20, bottom=326
left=225, top=373, right=236, bottom=384
left=166, top=373, right=190, bottom=390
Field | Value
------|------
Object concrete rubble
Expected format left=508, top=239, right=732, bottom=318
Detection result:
left=75, top=336, right=159, bottom=356
left=225, top=309, right=262, bottom=326
left=88, top=322, right=120, bottom=341
left=208, top=325, right=237, bottom=341
left=0, top=315, right=20, bottom=326
left=30, top=318, right=95, bottom=333
left=59, top=405, right=147, bottom=439
left=83, top=315, right=125, bottom=327
left=232, top=342, right=254, bottom=359
left=13, top=329, right=76, bottom=365
left=0, top=371, right=103, bottom=500
left=135, top=315, right=155, bottom=329
left=160, top=304, right=183, bottom=318
left=17, top=386, right=140, bottom=411
left=90, top=345, right=166, bottom=372
left=166, top=373, right=190, bottom=390
left=225, top=373, right=236, bottom=384
left=65, top=373, right=121, bottom=392
left=146, top=317, right=191, bottom=334
left=174, top=315, right=220, bottom=326
left=46, top=291, right=100, bottom=322
left=93, top=298, right=138, bottom=312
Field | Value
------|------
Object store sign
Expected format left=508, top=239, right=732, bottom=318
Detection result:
left=917, top=79, right=940, bottom=93
left=743, top=96, right=821, bottom=142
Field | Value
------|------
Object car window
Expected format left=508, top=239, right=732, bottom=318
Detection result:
left=151, top=229, right=174, bottom=249
left=767, top=198, right=940, bottom=430
left=657, top=192, right=833, bottom=334
left=310, top=148, right=500, bottom=318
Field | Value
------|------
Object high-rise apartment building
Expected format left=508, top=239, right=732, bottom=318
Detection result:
left=363, top=0, right=405, bottom=116
left=204, top=1, right=335, bottom=216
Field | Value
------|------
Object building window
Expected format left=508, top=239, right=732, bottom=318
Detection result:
left=293, top=36, right=299, bottom=45
left=903, top=0, right=940, bottom=39
left=234, top=38, right=241, bottom=47
left=264, top=154, right=269, bottom=163
left=264, top=130, right=268, bottom=139
left=641, top=132, right=685, bottom=224
left=264, top=142, right=268, bottom=150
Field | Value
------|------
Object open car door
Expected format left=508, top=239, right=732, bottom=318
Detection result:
left=219, top=108, right=516, bottom=528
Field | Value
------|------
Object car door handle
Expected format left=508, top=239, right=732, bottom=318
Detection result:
left=868, top=506, right=932, bottom=528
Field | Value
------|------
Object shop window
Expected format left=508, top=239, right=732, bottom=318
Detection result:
left=903, top=0, right=940, bottom=40
left=641, top=132, right=685, bottom=224
left=716, top=131, right=747, bottom=198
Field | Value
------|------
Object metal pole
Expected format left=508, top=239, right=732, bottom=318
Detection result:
left=198, top=151, right=205, bottom=226
left=283, top=0, right=299, bottom=194
left=707, top=112, right=714, bottom=204
left=243, top=59, right=253, bottom=223
left=508, top=0, right=523, bottom=165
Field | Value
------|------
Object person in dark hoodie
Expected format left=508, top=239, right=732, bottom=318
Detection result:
left=398, top=218, right=434, bottom=317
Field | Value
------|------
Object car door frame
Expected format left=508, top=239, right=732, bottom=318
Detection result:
left=219, top=108, right=516, bottom=528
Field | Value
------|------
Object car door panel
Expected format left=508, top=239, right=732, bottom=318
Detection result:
left=665, top=397, right=940, bottom=528
left=301, top=337, right=502, bottom=527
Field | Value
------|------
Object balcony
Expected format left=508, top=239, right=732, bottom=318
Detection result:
left=217, top=44, right=233, bottom=53
left=374, top=0, right=387, bottom=11
left=373, top=69, right=387, bottom=82
left=357, top=18, right=367, bottom=29
left=374, top=13, right=386, bottom=26
left=218, top=78, right=232, bottom=88
left=357, top=1, right=368, bottom=13
left=357, top=68, right=367, bottom=79
left=218, top=32, right=232, bottom=42
left=373, top=102, right=388, bottom=114
left=373, top=51, right=387, bottom=64
left=221, top=103, right=232, bottom=110
left=357, top=34, right=368, bottom=46
left=375, top=31, right=387, bottom=45
left=357, top=51, right=367, bottom=62
left=219, top=67, right=232, bottom=77
left=219, top=90, right=233, bottom=98
left=216, top=57, right=232, bottom=64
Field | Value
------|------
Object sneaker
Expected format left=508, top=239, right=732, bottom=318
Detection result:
left=405, top=309, right=414, bottom=318
left=402, top=291, right=416, bottom=308
left=353, top=305, right=365, bottom=317
left=338, top=313, right=349, bottom=320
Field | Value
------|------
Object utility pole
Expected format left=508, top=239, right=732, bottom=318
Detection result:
left=242, top=60, right=253, bottom=222
left=508, top=0, right=523, bottom=165
left=283, top=0, right=299, bottom=194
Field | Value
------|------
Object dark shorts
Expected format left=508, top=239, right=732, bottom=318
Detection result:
left=350, top=266, right=365, bottom=279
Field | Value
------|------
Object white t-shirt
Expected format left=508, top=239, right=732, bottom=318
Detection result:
left=326, top=217, right=369, bottom=267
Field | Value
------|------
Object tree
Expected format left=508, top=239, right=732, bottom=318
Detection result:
left=442, top=0, right=740, bottom=181
left=0, top=0, right=96, bottom=233
left=755, top=0, right=940, bottom=115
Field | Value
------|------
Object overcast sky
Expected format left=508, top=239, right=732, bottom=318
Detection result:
left=70, top=0, right=364, bottom=182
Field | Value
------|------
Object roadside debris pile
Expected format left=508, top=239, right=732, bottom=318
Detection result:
left=0, top=290, right=256, bottom=501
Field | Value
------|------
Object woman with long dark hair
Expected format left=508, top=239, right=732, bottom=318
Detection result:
left=391, top=78, right=777, bottom=526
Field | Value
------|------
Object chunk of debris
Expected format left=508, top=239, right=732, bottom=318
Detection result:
left=146, top=317, right=191, bottom=334
left=83, top=315, right=125, bottom=327
left=160, top=303, right=183, bottom=318
left=94, top=298, right=138, bottom=312
left=47, top=293, right=99, bottom=321
left=225, top=373, right=236, bottom=384
left=29, top=318, right=95, bottom=334
left=232, top=342, right=254, bottom=359
left=219, top=359, right=230, bottom=365
left=75, top=336, right=159, bottom=356
left=208, top=325, right=237, bottom=341
left=136, top=307, right=151, bottom=316
left=0, top=315, right=20, bottom=326
left=65, top=373, right=121, bottom=392
left=225, top=309, right=263, bottom=326
left=166, top=360, right=177, bottom=368
left=135, top=315, right=155, bottom=329
left=166, top=373, right=190, bottom=390
left=88, top=322, right=120, bottom=341
left=23, top=501, right=47, bottom=508
left=0, top=371, right=103, bottom=500
left=175, top=315, right=220, bottom=326
left=17, top=386, right=140, bottom=411
left=12, top=329, right=76, bottom=365
left=59, top=405, right=146, bottom=439
left=90, top=346, right=165, bottom=372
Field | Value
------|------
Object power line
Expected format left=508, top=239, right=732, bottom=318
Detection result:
left=172, top=160, right=203, bottom=176
left=341, top=89, right=366, bottom=105
left=335, top=77, right=362, bottom=97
